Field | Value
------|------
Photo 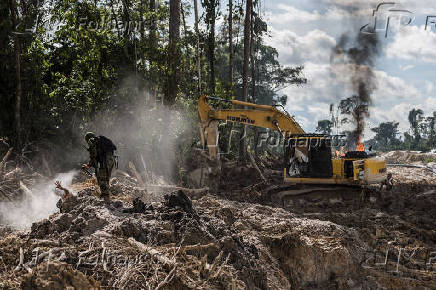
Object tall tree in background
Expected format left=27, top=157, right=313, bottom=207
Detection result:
left=149, top=0, right=157, bottom=103
left=250, top=8, right=256, bottom=103
left=194, top=0, right=201, bottom=96
left=239, top=0, right=252, bottom=161
left=427, top=112, right=436, bottom=148
left=167, top=0, right=181, bottom=105
left=228, top=0, right=233, bottom=95
left=242, top=0, right=252, bottom=103
left=408, top=108, right=424, bottom=146
left=9, top=0, right=22, bottom=147
left=203, top=0, right=219, bottom=95
left=316, top=120, right=333, bottom=135
left=371, top=122, right=400, bottom=150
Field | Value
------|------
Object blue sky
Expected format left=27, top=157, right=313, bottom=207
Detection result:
left=261, top=0, right=436, bottom=139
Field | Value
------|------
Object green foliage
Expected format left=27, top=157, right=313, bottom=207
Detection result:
left=316, top=120, right=333, bottom=135
left=370, top=122, right=401, bottom=150
left=1, top=0, right=307, bottom=169
left=355, top=109, right=435, bottom=152
left=424, top=157, right=436, bottom=163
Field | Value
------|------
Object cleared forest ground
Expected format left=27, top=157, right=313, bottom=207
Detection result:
left=0, top=151, right=435, bottom=289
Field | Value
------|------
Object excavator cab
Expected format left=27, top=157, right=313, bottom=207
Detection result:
left=285, top=135, right=333, bottom=179
left=283, top=134, right=387, bottom=185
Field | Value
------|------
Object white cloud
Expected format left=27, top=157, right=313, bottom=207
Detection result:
left=262, top=1, right=436, bottom=135
left=324, top=0, right=436, bottom=14
left=267, top=29, right=336, bottom=65
left=372, top=70, right=420, bottom=103
left=400, top=64, right=414, bottom=71
left=368, top=97, right=435, bottom=137
left=281, top=63, right=423, bottom=135
left=386, top=25, right=436, bottom=62
left=424, top=81, right=434, bottom=95
left=266, top=3, right=368, bottom=27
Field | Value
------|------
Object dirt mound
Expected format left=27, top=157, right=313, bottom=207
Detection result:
left=1, top=185, right=382, bottom=289
left=382, top=150, right=436, bottom=164
left=1, top=157, right=435, bottom=288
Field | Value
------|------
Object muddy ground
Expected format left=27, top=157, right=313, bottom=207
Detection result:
left=0, top=152, right=435, bottom=289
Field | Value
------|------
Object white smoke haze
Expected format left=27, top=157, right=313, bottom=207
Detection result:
left=83, top=76, right=193, bottom=183
left=0, top=170, right=77, bottom=228
left=0, top=78, right=194, bottom=229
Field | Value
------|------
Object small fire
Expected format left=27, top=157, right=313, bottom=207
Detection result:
left=356, top=136, right=364, bottom=151
left=336, top=146, right=346, bottom=157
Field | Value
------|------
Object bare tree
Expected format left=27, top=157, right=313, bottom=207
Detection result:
left=194, top=0, right=201, bottom=96
left=250, top=10, right=255, bottom=102
left=149, top=0, right=157, bottom=104
left=204, top=0, right=219, bottom=95
left=238, top=0, right=252, bottom=161
left=228, top=0, right=233, bottom=95
left=242, top=0, right=252, bottom=103
left=167, top=0, right=181, bottom=105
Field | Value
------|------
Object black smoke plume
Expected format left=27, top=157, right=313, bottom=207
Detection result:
left=331, top=30, right=380, bottom=144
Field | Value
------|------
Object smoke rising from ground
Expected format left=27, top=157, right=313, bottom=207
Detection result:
left=0, top=170, right=77, bottom=228
left=331, top=7, right=380, bottom=142
left=82, top=76, right=192, bottom=183
left=0, top=77, right=193, bottom=229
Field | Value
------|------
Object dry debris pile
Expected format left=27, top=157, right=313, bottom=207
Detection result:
left=0, top=148, right=41, bottom=202
left=0, top=186, right=375, bottom=289
left=0, top=150, right=435, bottom=289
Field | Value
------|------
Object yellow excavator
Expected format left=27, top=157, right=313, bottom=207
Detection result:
left=198, top=95, right=388, bottom=191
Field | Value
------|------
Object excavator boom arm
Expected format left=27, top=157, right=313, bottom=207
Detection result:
left=198, top=95, right=305, bottom=158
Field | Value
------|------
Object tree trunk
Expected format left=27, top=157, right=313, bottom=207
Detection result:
left=239, top=0, right=252, bottom=161
left=109, top=0, right=121, bottom=38
left=149, top=0, right=157, bottom=104
left=228, top=0, right=233, bottom=95
left=9, top=0, right=22, bottom=148
left=121, top=0, right=131, bottom=38
left=206, top=0, right=216, bottom=95
left=193, top=0, right=201, bottom=96
left=250, top=11, right=255, bottom=103
left=242, top=0, right=252, bottom=103
left=167, top=0, right=180, bottom=106
left=180, top=3, right=190, bottom=87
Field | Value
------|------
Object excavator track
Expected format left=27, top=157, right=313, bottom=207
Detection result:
left=265, top=183, right=367, bottom=211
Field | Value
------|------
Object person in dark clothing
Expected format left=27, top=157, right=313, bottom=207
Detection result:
left=82, top=132, right=116, bottom=198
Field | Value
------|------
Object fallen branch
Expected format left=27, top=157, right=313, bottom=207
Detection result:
left=0, top=147, right=13, bottom=174
left=208, top=251, right=223, bottom=277
left=32, top=239, right=61, bottom=247
left=248, top=151, right=267, bottom=183
left=128, top=238, right=175, bottom=265
left=180, top=242, right=218, bottom=254
left=19, top=181, right=33, bottom=196
left=211, top=253, right=230, bottom=279
left=154, top=264, right=177, bottom=290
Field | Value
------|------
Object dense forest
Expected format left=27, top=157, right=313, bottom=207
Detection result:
left=1, top=0, right=307, bottom=172
left=1, top=0, right=434, bottom=174
left=316, top=107, right=436, bottom=152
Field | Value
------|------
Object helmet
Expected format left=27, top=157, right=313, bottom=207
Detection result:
left=85, top=132, right=96, bottom=142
